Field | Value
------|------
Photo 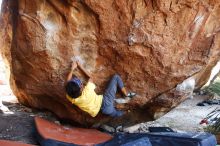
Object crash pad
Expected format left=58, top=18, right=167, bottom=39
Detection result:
left=34, top=117, right=112, bottom=146
left=0, top=140, right=34, bottom=146
left=98, top=132, right=217, bottom=146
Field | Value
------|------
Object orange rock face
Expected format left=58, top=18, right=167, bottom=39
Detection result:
left=0, top=0, right=220, bottom=125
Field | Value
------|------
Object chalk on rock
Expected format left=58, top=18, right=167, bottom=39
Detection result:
left=71, top=56, right=84, bottom=65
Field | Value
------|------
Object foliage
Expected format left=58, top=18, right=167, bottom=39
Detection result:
left=205, top=77, right=220, bottom=96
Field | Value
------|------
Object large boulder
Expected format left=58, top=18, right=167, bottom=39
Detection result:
left=0, top=0, right=220, bottom=126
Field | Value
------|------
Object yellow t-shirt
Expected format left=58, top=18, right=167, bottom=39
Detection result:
left=66, top=82, right=103, bottom=117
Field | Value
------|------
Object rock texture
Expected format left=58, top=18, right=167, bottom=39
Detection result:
left=0, top=0, right=220, bottom=126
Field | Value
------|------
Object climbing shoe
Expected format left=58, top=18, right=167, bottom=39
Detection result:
left=126, top=92, right=136, bottom=98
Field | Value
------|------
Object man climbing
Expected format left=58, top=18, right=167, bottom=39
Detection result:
left=65, top=61, right=136, bottom=117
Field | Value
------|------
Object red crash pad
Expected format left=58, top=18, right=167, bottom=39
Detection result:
left=0, top=140, right=34, bottom=146
left=34, top=117, right=112, bottom=145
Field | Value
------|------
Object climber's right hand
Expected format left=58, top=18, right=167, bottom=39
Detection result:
left=71, top=62, right=77, bottom=70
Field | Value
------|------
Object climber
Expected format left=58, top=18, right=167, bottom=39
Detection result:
left=65, top=61, right=136, bottom=118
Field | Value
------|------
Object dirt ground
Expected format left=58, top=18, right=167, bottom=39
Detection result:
left=0, top=96, right=58, bottom=145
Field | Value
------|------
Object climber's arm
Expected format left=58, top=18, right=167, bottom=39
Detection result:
left=66, top=62, right=77, bottom=82
left=76, top=61, right=92, bottom=81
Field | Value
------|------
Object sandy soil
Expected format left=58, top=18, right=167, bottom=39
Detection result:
left=124, top=94, right=219, bottom=133
left=147, top=95, right=218, bottom=131
left=0, top=95, right=59, bottom=145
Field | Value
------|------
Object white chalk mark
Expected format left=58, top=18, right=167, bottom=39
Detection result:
left=71, top=55, right=85, bottom=65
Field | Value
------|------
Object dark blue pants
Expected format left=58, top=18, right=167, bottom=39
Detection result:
left=101, top=74, right=124, bottom=117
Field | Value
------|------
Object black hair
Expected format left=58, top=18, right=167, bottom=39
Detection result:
left=65, top=81, right=81, bottom=99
